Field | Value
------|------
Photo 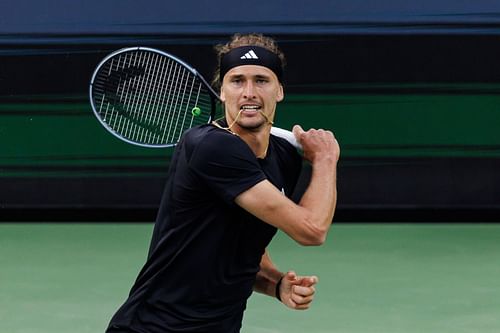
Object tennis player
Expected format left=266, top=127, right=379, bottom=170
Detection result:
left=106, top=33, right=340, bottom=333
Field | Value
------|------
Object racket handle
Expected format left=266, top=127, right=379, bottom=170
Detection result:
left=270, top=127, right=302, bottom=150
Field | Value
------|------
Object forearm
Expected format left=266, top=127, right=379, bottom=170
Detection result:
left=235, top=164, right=337, bottom=246
left=290, top=126, right=339, bottom=244
left=253, top=250, right=283, bottom=297
left=299, top=157, right=337, bottom=234
left=234, top=129, right=339, bottom=246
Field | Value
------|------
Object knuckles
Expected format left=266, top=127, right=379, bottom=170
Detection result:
left=302, top=128, right=337, bottom=144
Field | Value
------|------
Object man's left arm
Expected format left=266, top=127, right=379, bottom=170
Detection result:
left=254, top=250, right=319, bottom=310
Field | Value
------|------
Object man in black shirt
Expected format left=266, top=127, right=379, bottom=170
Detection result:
left=106, top=33, right=340, bottom=333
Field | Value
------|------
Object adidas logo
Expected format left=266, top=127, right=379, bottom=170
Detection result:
left=240, top=50, right=259, bottom=59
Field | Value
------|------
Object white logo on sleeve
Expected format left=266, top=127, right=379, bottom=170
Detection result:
left=281, top=188, right=286, bottom=196
left=240, top=50, right=259, bottom=59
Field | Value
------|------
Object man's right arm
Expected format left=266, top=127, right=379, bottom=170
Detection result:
left=235, top=125, right=340, bottom=245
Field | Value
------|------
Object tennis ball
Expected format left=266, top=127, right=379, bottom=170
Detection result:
left=192, top=106, right=201, bottom=116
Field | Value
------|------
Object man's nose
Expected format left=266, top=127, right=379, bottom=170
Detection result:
left=243, top=82, right=256, bottom=99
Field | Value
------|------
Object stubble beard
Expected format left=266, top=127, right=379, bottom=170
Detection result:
left=236, top=112, right=268, bottom=131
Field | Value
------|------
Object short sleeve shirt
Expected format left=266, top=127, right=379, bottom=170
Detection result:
left=107, top=123, right=302, bottom=333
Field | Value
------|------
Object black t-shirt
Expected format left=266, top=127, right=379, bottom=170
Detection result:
left=107, top=124, right=302, bottom=333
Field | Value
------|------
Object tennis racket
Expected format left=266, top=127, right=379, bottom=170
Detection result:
left=89, top=46, right=300, bottom=149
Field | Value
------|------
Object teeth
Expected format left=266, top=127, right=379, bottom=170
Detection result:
left=240, top=105, right=260, bottom=110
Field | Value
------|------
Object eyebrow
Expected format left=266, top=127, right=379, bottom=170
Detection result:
left=228, top=73, right=272, bottom=80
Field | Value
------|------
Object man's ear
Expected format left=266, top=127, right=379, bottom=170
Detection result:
left=276, top=84, right=284, bottom=102
left=220, top=85, right=226, bottom=102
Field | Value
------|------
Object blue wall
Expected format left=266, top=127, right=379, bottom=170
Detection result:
left=2, top=0, right=500, bottom=36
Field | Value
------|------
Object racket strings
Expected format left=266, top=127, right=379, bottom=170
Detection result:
left=133, top=52, right=209, bottom=144
left=93, top=50, right=213, bottom=145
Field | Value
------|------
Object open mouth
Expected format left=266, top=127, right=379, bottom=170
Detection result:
left=240, top=105, right=262, bottom=112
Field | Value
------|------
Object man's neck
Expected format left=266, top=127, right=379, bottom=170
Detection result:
left=232, top=124, right=271, bottom=159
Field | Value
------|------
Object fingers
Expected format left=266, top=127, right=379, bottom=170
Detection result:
left=307, top=128, right=335, bottom=143
left=299, top=276, right=319, bottom=287
left=293, top=284, right=316, bottom=298
left=283, top=272, right=319, bottom=310
left=292, top=125, right=305, bottom=143
left=292, top=124, right=304, bottom=136
left=288, top=298, right=314, bottom=311
left=291, top=126, right=339, bottom=162
left=289, top=285, right=316, bottom=310
left=292, top=125, right=337, bottom=147
left=285, top=272, right=318, bottom=288
left=285, top=271, right=297, bottom=281
left=291, top=275, right=319, bottom=287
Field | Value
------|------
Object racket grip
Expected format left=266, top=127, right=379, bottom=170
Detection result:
left=270, top=127, right=302, bottom=150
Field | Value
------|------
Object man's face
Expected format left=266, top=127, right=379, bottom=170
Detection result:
left=220, top=65, right=284, bottom=131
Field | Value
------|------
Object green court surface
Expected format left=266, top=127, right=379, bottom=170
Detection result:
left=1, top=223, right=500, bottom=333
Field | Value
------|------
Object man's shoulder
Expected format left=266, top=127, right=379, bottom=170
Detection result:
left=181, top=124, right=252, bottom=162
left=184, top=124, right=242, bottom=148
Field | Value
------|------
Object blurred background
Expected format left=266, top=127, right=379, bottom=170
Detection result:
left=1, top=0, right=500, bottom=222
